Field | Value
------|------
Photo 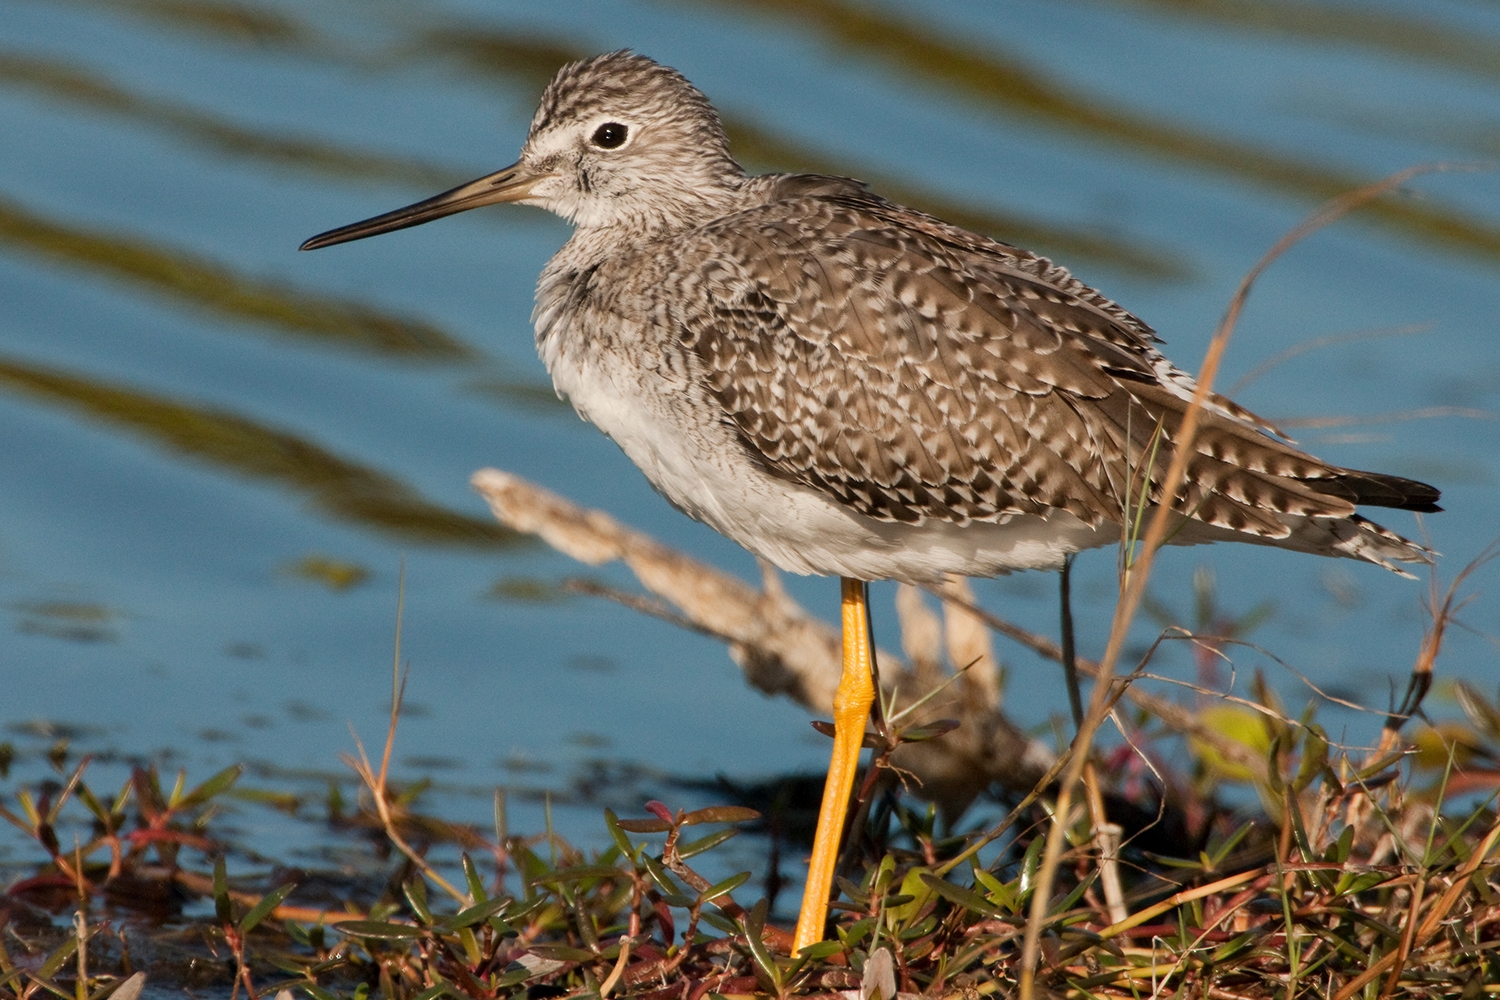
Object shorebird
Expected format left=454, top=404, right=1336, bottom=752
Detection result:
left=301, top=51, right=1439, bottom=951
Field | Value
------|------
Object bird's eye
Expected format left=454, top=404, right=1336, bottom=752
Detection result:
left=591, top=122, right=628, bottom=149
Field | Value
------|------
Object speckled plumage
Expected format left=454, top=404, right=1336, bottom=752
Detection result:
left=308, top=51, right=1441, bottom=583
left=524, top=52, right=1438, bottom=581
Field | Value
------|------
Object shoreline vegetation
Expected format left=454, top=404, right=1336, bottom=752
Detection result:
left=1, top=494, right=1496, bottom=999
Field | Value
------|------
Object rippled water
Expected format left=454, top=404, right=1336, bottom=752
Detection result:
left=3, top=0, right=1499, bottom=855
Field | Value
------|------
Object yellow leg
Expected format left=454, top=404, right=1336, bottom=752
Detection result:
left=792, top=577, right=876, bottom=954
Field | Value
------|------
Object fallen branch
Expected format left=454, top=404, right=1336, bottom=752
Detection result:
left=472, top=468, right=1051, bottom=817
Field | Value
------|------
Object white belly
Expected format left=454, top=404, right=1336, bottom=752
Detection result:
left=545, top=342, right=1116, bottom=583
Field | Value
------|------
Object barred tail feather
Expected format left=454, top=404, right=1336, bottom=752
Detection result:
left=1169, top=510, right=1435, bottom=578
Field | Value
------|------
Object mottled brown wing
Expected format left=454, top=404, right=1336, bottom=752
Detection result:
left=672, top=189, right=1435, bottom=538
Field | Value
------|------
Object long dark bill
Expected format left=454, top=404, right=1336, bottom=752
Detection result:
left=299, top=161, right=546, bottom=251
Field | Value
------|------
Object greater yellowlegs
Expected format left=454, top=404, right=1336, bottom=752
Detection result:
left=301, top=51, right=1439, bottom=951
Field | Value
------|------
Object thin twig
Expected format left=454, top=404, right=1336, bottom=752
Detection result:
left=936, top=592, right=1272, bottom=777
left=341, top=567, right=468, bottom=905
left=1227, top=321, right=1432, bottom=396
left=1277, top=405, right=1495, bottom=430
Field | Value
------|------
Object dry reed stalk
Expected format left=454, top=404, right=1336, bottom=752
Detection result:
left=1016, top=164, right=1455, bottom=999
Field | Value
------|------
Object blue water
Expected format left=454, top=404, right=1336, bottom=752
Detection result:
left=2, top=0, right=1498, bottom=864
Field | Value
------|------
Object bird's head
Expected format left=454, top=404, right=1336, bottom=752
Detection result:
left=300, top=52, right=744, bottom=251
left=518, top=51, right=745, bottom=229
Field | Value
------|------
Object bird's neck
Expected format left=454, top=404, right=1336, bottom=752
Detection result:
left=561, top=168, right=747, bottom=248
